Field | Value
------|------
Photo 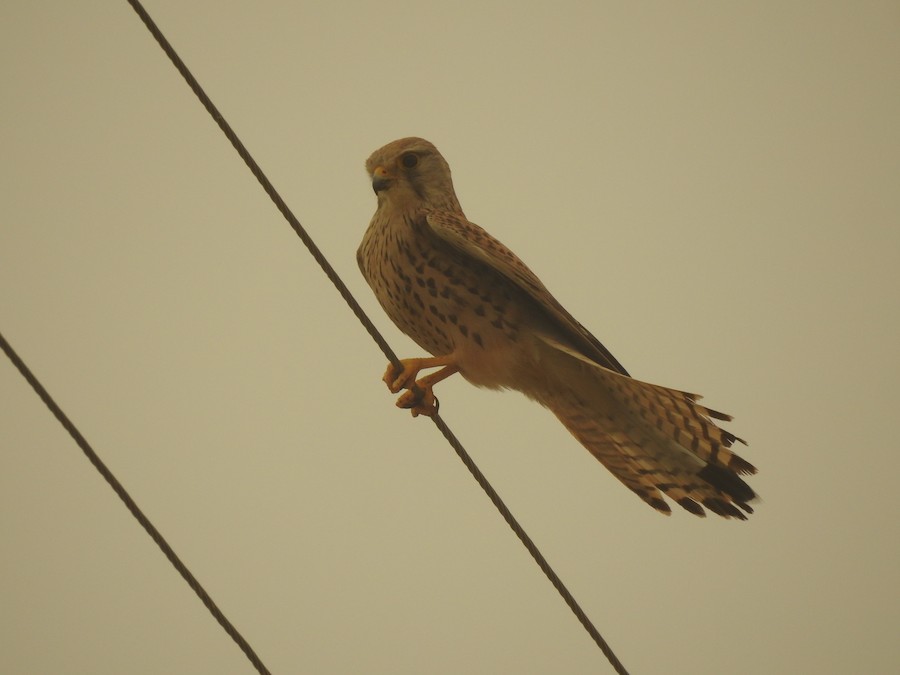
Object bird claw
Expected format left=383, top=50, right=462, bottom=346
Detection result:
left=382, top=359, right=442, bottom=417
left=382, top=360, right=418, bottom=393
left=396, top=387, right=440, bottom=418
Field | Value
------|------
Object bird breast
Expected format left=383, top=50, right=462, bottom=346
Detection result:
left=358, top=208, right=535, bottom=390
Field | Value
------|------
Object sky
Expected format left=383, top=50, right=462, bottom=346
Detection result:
left=2, top=1, right=899, bottom=674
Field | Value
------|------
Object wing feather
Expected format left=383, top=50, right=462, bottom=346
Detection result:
left=424, top=209, right=629, bottom=376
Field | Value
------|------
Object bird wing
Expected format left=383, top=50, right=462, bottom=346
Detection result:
left=424, top=209, right=629, bottom=376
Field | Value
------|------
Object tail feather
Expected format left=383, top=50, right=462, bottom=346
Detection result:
left=533, top=334, right=757, bottom=519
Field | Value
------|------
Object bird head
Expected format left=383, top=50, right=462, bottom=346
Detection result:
left=366, top=137, right=462, bottom=212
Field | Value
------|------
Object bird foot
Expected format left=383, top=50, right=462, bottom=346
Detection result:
left=396, top=385, right=439, bottom=417
left=381, top=357, right=459, bottom=418
left=382, top=359, right=422, bottom=393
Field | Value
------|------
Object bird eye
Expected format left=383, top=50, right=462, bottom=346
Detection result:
left=401, top=153, right=419, bottom=168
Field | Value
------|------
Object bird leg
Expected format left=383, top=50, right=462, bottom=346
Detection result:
left=383, top=356, right=460, bottom=417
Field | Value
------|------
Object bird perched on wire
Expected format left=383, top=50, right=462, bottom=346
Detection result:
left=357, top=137, right=757, bottom=519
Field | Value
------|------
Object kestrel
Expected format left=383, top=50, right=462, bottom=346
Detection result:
left=357, top=137, right=756, bottom=519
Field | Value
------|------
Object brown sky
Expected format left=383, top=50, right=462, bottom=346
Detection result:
left=2, top=2, right=899, bottom=673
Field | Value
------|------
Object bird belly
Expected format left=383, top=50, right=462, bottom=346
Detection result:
left=359, top=221, right=533, bottom=391
left=387, top=282, right=530, bottom=392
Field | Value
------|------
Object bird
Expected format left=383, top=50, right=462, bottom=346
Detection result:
left=357, top=137, right=757, bottom=519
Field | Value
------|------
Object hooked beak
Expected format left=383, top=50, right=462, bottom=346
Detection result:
left=371, top=165, right=391, bottom=193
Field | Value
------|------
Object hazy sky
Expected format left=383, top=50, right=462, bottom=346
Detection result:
left=2, top=2, right=899, bottom=673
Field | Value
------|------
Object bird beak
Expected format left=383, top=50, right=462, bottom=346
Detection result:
left=371, top=165, right=391, bottom=193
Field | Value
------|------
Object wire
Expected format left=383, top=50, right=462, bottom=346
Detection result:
left=3, top=2, right=635, bottom=673
left=430, top=415, right=630, bottom=674
left=124, top=1, right=629, bottom=672
left=0, top=331, right=272, bottom=675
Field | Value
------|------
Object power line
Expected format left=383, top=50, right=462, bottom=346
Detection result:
left=430, top=415, right=630, bottom=674
left=123, top=1, right=629, bottom=672
left=0, top=331, right=272, bottom=675
left=0, top=2, right=632, bottom=673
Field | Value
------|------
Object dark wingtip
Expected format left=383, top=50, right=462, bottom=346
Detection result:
left=730, top=455, right=757, bottom=475
left=702, top=498, right=748, bottom=521
left=698, top=464, right=756, bottom=504
left=649, top=497, right=672, bottom=515
left=705, top=407, right=734, bottom=422
left=677, top=497, right=707, bottom=517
